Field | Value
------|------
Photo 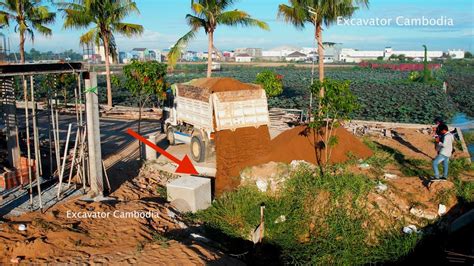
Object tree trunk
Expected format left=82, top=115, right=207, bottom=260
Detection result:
left=103, top=35, right=113, bottom=108
left=316, top=23, right=324, bottom=96
left=206, top=31, right=214, bottom=78
left=19, top=30, right=25, bottom=64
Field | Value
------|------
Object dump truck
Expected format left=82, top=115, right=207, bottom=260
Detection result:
left=164, top=78, right=270, bottom=162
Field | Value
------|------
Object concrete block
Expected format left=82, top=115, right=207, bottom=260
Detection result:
left=166, top=176, right=211, bottom=213
left=145, top=134, right=157, bottom=161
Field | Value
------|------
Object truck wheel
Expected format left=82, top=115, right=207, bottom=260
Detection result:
left=167, top=127, right=176, bottom=145
left=190, top=135, right=205, bottom=162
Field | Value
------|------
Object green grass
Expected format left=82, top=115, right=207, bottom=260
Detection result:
left=453, top=178, right=474, bottom=204
left=194, top=167, right=419, bottom=264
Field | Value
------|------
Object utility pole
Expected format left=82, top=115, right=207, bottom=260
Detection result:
left=84, top=72, right=104, bottom=196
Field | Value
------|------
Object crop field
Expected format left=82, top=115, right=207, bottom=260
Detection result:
left=168, top=62, right=472, bottom=124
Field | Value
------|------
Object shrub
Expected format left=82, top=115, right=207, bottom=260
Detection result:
left=255, top=70, right=284, bottom=97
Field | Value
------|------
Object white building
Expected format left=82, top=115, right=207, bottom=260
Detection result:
left=285, top=51, right=307, bottom=62
left=262, top=45, right=301, bottom=61
left=235, top=53, right=253, bottom=62
left=448, top=49, right=465, bottom=59
left=338, top=47, right=446, bottom=63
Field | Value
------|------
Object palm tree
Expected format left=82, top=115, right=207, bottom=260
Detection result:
left=278, top=0, right=368, bottom=98
left=60, top=0, right=144, bottom=108
left=0, top=0, right=55, bottom=63
left=169, top=0, right=269, bottom=78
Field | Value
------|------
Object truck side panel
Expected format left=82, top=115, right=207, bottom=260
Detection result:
left=212, top=90, right=270, bottom=131
left=175, top=96, right=214, bottom=132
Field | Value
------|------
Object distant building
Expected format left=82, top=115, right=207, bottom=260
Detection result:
left=285, top=51, right=307, bottom=62
left=123, top=48, right=162, bottom=63
left=235, top=53, right=253, bottom=62
left=338, top=47, right=447, bottom=63
left=262, top=45, right=300, bottom=61
left=448, top=49, right=465, bottom=59
left=235, top=48, right=262, bottom=58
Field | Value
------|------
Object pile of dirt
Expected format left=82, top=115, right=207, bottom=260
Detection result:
left=265, top=126, right=373, bottom=165
left=189, top=77, right=260, bottom=93
left=215, top=126, right=271, bottom=193
left=214, top=125, right=373, bottom=194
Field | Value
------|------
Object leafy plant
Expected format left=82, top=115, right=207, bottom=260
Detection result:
left=123, top=60, right=167, bottom=159
left=309, top=78, right=359, bottom=171
left=255, top=70, right=284, bottom=97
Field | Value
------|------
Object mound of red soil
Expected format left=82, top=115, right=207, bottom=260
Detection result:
left=266, top=126, right=373, bottom=165
left=215, top=126, right=271, bottom=193
left=214, top=125, right=373, bottom=194
left=189, top=77, right=260, bottom=92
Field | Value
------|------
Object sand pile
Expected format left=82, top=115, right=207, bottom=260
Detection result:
left=215, top=125, right=373, bottom=194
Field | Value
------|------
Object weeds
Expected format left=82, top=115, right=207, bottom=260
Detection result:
left=195, top=167, right=418, bottom=264
left=152, top=232, right=170, bottom=248
left=156, top=185, right=167, bottom=199
left=453, top=178, right=474, bottom=204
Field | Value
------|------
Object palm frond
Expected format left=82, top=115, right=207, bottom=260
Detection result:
left=0, top=11, right=10, bottom=27
left=185, top=14, right=207, bottom=31
left=277, top=4, right=307, bottom=28
left=112, top=22, right=144, bottom=37
left=32, top=23, right=52, bottom=36
left=79, top=27, right=98, bottom=45
left=218, top=10, right=269, bottom=30
left=168, top=29, right=198, bottom=68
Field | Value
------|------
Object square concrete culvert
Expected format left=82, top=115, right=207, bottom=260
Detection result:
left=166, top=176, right=212, bottom=213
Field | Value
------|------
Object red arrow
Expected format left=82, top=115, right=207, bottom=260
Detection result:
left=126, top=128, right=199, bottom=175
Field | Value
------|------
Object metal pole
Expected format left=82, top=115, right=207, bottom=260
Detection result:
left=85, top=72, right=103, bottom=196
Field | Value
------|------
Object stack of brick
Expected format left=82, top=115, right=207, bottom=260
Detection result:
left=0, top=157, right=36, bottom=191
left=16, top=157, right=36, bottom=185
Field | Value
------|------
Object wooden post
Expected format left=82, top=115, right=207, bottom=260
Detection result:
left=57, top=123, right=72, bottom=199
left=23, top=77, right=33, bottom=204
left=67, top=128, right=80, bottom=188
left=31, top=79, right=43, bottom=209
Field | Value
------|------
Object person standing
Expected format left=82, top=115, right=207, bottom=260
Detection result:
left=432, top=124, right=454, bottom=181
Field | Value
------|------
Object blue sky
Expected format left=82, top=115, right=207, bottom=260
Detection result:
left=2, top=0, right=473, bottom=53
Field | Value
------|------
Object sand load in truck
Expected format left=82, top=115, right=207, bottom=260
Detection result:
left=164, top=77, right=270, bottom=163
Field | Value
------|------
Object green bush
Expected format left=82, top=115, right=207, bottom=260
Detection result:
left=255, top=70, right=284, bottom=97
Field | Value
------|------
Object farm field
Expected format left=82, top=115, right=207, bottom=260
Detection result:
left=101, top=60, right=473, bottom=125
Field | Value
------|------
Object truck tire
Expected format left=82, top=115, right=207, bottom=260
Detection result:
left=190, top=135, right=205, bottom=162
left=167, top=126, right=176, bottom=145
